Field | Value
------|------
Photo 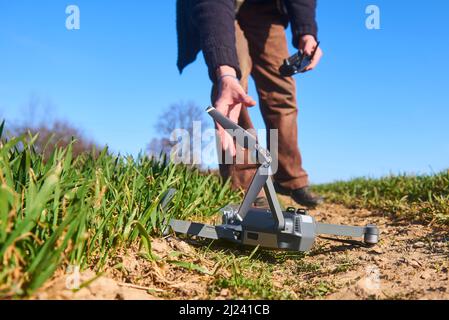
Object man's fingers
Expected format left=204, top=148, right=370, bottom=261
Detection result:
left=304, top=48, right=323, bottom=71
left=228, top=136, right=236, bottom=157
left=228, top=104, right=242, bottom=123
left=223, top=129, right=236, bottom=157
left=217, top=124, right=236, bottom=157
left=303, top=42, right=316, bottom=56
left=242, top=94, right=257, bottom=107
left=221, top=129, right=227, bottom=149
left=214, top=82, right=254, bottom=157
left=214, top=100, right=228, bottom=114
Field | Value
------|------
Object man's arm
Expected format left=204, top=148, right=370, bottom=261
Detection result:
left=192, top=0, right=255, bottom=156
left=192, top=0, right=241, bottom=81
left=284, top=0, right=322, bottom=71
left=284, top=0, right=318, bottom=47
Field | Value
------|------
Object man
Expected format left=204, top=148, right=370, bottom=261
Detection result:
left=177, top=0, right=323, bottom=207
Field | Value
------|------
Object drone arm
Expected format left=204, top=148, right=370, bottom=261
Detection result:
left=316, top=223, right=365, bottom=238
left=207, top=106, right=272, bottom=164
left=206, top=106, right=258, bottom=148
left=315, top=223, right=379, bottom=245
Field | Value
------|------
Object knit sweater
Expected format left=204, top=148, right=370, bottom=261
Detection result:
left=177, top=0, right=318, bottom=81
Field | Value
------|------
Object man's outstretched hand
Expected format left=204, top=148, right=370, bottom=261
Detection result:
left=214, top=65, right=256, bottom=156
left=300, top=35, right=323, bottom=72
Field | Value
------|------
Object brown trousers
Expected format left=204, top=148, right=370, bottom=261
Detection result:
left=213, top=1, right=309, bottom=193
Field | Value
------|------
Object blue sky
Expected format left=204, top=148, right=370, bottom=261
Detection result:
left=0, top=0, right=448, bottom=184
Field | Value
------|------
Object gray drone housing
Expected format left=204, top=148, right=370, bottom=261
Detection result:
left=241, top=209, right=316, bottom=251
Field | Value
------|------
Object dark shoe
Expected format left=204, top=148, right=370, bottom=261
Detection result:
left=274, top=182, right=324, bottom=208
left=253, top=197, right=269, bottom=208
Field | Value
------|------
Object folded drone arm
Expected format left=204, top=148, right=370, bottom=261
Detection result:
left=206, top=106, right=271, bottom=164
left=206, top=106, right=257, bottom=146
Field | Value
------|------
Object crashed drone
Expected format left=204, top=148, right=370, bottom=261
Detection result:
left=168, top=106, right=379, bottom=252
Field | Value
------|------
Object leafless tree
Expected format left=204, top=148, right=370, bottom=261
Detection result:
left=11, top=120, right=100, bottom=159
left=147, top=101, right=209, bottom=166
left=1, top=96, right=101, bottom=159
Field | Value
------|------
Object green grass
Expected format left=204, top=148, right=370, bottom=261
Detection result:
left=0, top=122, right=239, bottom=297
left=204, top=246, right=291, bottom=300
left=3, top=119, right=448, bottom=300
left=312, top=171, right=449, bottom=226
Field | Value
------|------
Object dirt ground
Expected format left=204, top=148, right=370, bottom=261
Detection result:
left=280, top=197, right=449, bottom=299
left=36, top=197, right=449, bottom=300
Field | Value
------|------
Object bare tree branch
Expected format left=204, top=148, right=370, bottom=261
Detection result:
left=147, top=101, right=208, bottom=166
